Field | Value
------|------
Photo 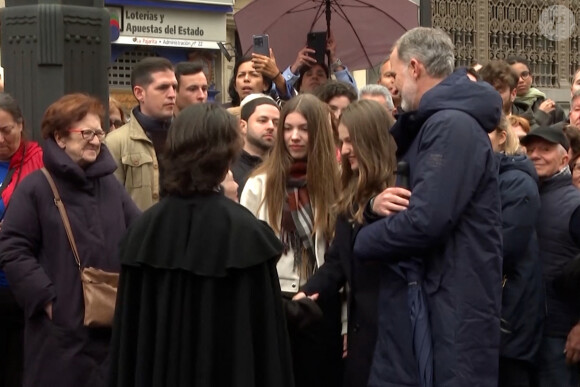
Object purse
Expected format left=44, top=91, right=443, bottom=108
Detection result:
left=41, top=168, right=118, bottom=328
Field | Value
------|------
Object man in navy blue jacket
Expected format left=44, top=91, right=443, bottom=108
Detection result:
left=353, top=27, right=503, bottom=387
left=520, top=125, right=580, bottom=386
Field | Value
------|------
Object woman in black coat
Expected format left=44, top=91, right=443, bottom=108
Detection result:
left=489, top=117, right=543, bottom=386
left=297, top=100, right=398, bottom=387
left=109, top=104, right=294, bottom=387
left=0, top=94, right=140, bottom=387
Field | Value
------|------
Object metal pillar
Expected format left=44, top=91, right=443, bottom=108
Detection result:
left=2, top=0, right=110, bottom=141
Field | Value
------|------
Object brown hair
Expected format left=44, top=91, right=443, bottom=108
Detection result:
left=253, top=94, right=340, bottom=240
left=564, top=125, right=580, bottom=166
left=131, top=57, right=174, bottom=90
left=336, top=100, right=397, bottom=223
left=109, top=96, right=126, bottom=123
left=161, top=104, right=242, bottom=196
left=479, top=60, right=519, bottom=91
left=41, top=94, right=104, bottom=139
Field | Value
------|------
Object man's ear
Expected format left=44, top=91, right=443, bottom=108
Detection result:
left=510, top=88, right=517, bottom=102
left=409, top=58, right=421, bottom=80
left=563, top=152, right=570, bottom=169
left=240, top=119, right=248, bottom=136
left=134, top=85, right=145, bottom=103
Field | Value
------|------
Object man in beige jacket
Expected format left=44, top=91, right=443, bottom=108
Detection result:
left=106, top=57, right=177, bottom=211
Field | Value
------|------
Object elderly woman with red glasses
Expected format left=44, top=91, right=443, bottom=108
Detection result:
left=0, top=93, right=140, bottom=387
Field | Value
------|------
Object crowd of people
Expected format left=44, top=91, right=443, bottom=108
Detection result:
left=0, top=25, right=580, bottom=387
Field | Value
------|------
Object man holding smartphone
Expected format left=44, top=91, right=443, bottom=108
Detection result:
left=254, top=30, right=355, bottom=97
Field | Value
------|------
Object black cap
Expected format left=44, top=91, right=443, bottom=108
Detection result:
left=520, top=125, right=570, bottom=151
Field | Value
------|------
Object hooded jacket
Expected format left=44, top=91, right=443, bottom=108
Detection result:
left=354, top=69, right=503, bottom=387
left=496, top=153, right=543, bottom=362
left=0, top=139, right=141, bottom=387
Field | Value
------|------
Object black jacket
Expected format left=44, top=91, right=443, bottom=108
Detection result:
left=496, top=153, right=543, bottom=362
left=536, top=170, right=580, bottom=337
left=231, top=150, right=262, bottom=197
left=512, top=101, right=538, bottom=128
left=301, top=215, right=380, bottom=387
left=0, top=139, right=140, bottom=387
left=109, top=193, right=294, bottom=387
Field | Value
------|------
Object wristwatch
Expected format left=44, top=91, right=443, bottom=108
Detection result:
left=331, top=58, right=343, bottom=71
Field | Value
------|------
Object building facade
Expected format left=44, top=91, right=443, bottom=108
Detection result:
left=106, top=0, right=234, bottom=108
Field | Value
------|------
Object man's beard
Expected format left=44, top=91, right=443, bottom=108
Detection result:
left=246, top=133, right=273, bottom=153
left=400, top=80, right=417, bottom=112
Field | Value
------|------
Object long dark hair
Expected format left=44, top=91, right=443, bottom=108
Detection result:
left=227, top=55, right=272, bottom=107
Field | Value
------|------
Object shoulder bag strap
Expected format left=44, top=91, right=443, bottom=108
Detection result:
left=40, top=168, right=81, bottom=270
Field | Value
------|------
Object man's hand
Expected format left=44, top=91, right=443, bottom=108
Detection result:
left=538, top=99, right=556, bottom=114
left=372, top=187, right=411, bottom=216
left=290, top=46, right=317, bottom=74
left=252, top=49, right=281, bottom=80
left=565, top=322, right=580, bottom=364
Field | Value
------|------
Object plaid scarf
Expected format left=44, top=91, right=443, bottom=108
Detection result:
left=280, top=161, right=317, bottom=278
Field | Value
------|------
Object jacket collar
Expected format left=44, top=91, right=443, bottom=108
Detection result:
left=540, top=166, right=573, bottom=192
left=130, top=107, right=171, bottom=142
left=42, top=138, right=117, bottom=189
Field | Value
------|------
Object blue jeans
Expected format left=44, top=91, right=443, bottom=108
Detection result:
left=536, top=336, right=579, bottom=387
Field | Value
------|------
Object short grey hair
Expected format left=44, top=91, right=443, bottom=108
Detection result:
left=359, top=84, right=394, bottom=110
left=394, top=27, right=455, bottom=78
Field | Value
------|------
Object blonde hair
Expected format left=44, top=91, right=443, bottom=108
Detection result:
left=336, top=100, right=397, bottom=223
left=252, top=94, right=340, bottom=240
left=495, top=113, right=520, bottom=155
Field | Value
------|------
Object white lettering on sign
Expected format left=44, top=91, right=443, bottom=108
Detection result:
left=113, top=36, right=220, bottom=49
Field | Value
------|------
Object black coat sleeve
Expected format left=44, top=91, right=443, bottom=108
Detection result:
left=500, top=170, right=541, bottom=273
left=354, top=111, right=492, bottom=260
left=553, top=205, right=580, bottom=298
left=300, top=226, right=347, bottom=297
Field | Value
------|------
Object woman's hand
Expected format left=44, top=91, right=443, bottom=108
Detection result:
left=292, top=291, right=319, bottom=301
left=252, top=49, right=281, bottom=80
left=221, top=170, right=238, bottom=203
left=44, top=302, right=53, bottom=320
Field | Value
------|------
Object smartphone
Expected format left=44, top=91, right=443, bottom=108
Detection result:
left=252, top=34, right=270, bottom=56
left=307, top=31, right=327, bottom=65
